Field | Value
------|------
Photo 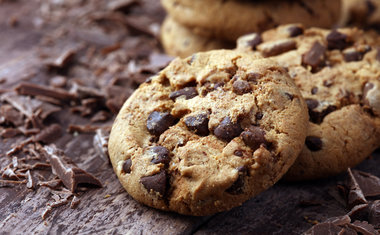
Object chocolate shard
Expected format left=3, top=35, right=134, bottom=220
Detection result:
left=169, top=87, right=198, bottom=100
left=347, top=168, right=368, bottom=208
left=369, top=200, right=380, bottom=228
left=326, top=30, right=350, bottom=50
left=352, top=170, right=380, bottom=197
left=43, top=145, right=102, bottom=192
left=302, top=42, right=326, bottom=71
left=304, top=222, right=343, bottom=235
left=347, top=221, right=378, bottom=235
left=214, top=116, right=243, bottom=142
left=259, top=39, right=296, bottom=57
left=140, top=170, right=167, bottom=196
left=33, top=124, right=62, bottom=144
left=150, top=146, right=170, bottom=165
left=93, top=128, right=110, bottom=162
left=146, top=111, right=177, bottom=136
left=241, top=126, right=268, bottom=151
left=15, top=82, right=77, bottom=102
left=184, top=113, right=209, bottom=136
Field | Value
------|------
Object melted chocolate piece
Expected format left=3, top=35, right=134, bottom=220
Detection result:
left=146, top=111, right=177, bottom=136
left=226, top=166, right=247, bottom=195
left=184, top=113, right=209, bottom=136
left=232, top=80, right=251, bottom=95
left=326, top=30, right=350, bottom=50
left=140, top=170, right=167, bottom=196
left=151, top=146, right=170, bottom=165
left=214, top=117, right=243, bottom=141
left=287, top=25, right=304, bottom=37
left=44, top=145, right=102, bottom=192
left=123, top=159, right=132, bottom=174
left=241, top=126, right=268, bottom=151
left=305, top=136, right=323, bottom=151
left=169, top=87, right=198, bottom=100
left=302, top=42, right=326, bottom=71
left=247, top=33, right=262, bottom=50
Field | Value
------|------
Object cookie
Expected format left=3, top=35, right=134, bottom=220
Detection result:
left=237, top=24, right=380, bottom=180
left=160, top=17, right=233, bottom=58
left=108, top=50, right=309, bottom=215
left=161, top=0, right=342, bottom=41
left=340, top=0, right=380, bottom=29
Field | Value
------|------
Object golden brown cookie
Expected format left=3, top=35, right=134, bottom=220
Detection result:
left=160, top=16, right=233, bottom=58
left=161, top=0, right=342, bottom=41
left=108, top=50, right=309, bottom=215
left=237, top=24, right=380, bottom=180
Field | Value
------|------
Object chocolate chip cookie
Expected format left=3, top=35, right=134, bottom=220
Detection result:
left=237, top=24, right=380, bottom=180
left=108, top=50, right=309, bottom=215
left=161, top=17, right=233, bottom=58
left=161, top=0, right=341, bottom=41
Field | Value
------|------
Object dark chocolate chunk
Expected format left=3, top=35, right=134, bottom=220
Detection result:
left=246, top=72, right=262, bottom=82
left=302, top=42, right=326, bottom=71
left=352, top=170, right=380, bottom=197
left=326, top=30, right=350, bottom=50
left=146, top=111, right=177, bottom=136
left=151, top=146, right=170, bottom=165
left=348, top=221, right=378, bottom=235
left=241, top=126, right=268, bottom=151
left=123, top=159, right=132, bottom=174
left=247, top=33, right=262, bottom=50
left=305, top=136, right=323, bottom=151
left=287, top=25, right=304, bottom=37
left=261, top=39, right=297, bottom=57
left=169, top=87, right=198, bottom=100
left=369, top=200, right=380, bottom=228
left=347, top=168, right=368, bottom=209
left=344, top=50, right=362, bottom=62
left=304, top=222, right=343, bottom=235
left=226, top=166, right=247, bottom=195
left=232, top=80, right=251, bottom=95
left=44, top=145, right=102, bottom=192
left=214, top=117, right=243, bottom=141
left=33, top=124, right=62, bottom=144
left=184, top=113, right=209, bottom=136
left=311, top=87, right=318, bottom=94
left=305, top=98, right=319, bottom=110
left=140, top=170, right=166, bottom=196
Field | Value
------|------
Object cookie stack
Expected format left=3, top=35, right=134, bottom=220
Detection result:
left=160, top=0, right=380, bottom=58
left=107, top=0, right=380, bottom=216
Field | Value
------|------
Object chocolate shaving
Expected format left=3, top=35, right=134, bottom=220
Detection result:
left=33, top=124, right=62, bottom=144
left=38, top=179, right=62, bottom=189
left=43, top=145, right=102, bottom=192
left=0, top=179, right=26, bottom=188
left=1, top=168, right=19, bottom=180
left=15, top=82, right=76, bottom=102
left=26, top=170, right=35, bottom=189
left=45, top=48, right=76, bottom=68
left=68, top=124, right=103, bottom=133
left=1, top=128, right=22, bottom=138
left=91, top=110, right=111, bottom=123
left=93, top=128, right=109, bottom=162
left=70, top=83, right=105, bottom=99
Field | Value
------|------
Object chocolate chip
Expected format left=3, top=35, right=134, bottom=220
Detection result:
left=246, top=72, right=262, bottom=82
left=285, top=92, right=294, bottom=100
left=123, top=159, right=132, bottom=173
left=305, top=98, right=319, bottom=110
left=302, top=42, right=326, bottom=71
left=260, top=39, right=297, bottom=57
left=169, top=87, right=198, bottom=100
left=255, top=112, right=263, bottom=120
left=287, top=25, right=304, bottom=37
left=233, top=80, right=251, bottom=95
left=140, top=170, right=167, bottom=196
left=305, top=136, right=322, bottom=151
left=241, top=126, right=268, bottom=151
left=323, top=80, right=333, bottom=87
left=311, top=87, right=318, bottom=94
left=226, top=166, right=247, bottom=195
left=344, top=49, right=363, bottom=62
left=308, top=105, right=337, bottom=124
left=146, top=111, right=177, bottom=136
left=151, top=146, right=170, bottom=165
left=326, top=30, right=350, bottom=50
left=214, top=117, right=243, bottom=141
left=247, top=33, right=262, bottom=50
left=234, top=150, right=243, bottom=157
left=184, top=113, right=209, bottom=136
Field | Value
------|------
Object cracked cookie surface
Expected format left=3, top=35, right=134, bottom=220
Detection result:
left=161, top=0, right=341, bottom=41
left=237, top=24, right=380, bottom=180
left=108, top=50, right=308, bottom=215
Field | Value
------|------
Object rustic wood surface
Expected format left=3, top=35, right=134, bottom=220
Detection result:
left=0, top=1, right=379, bottom=234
